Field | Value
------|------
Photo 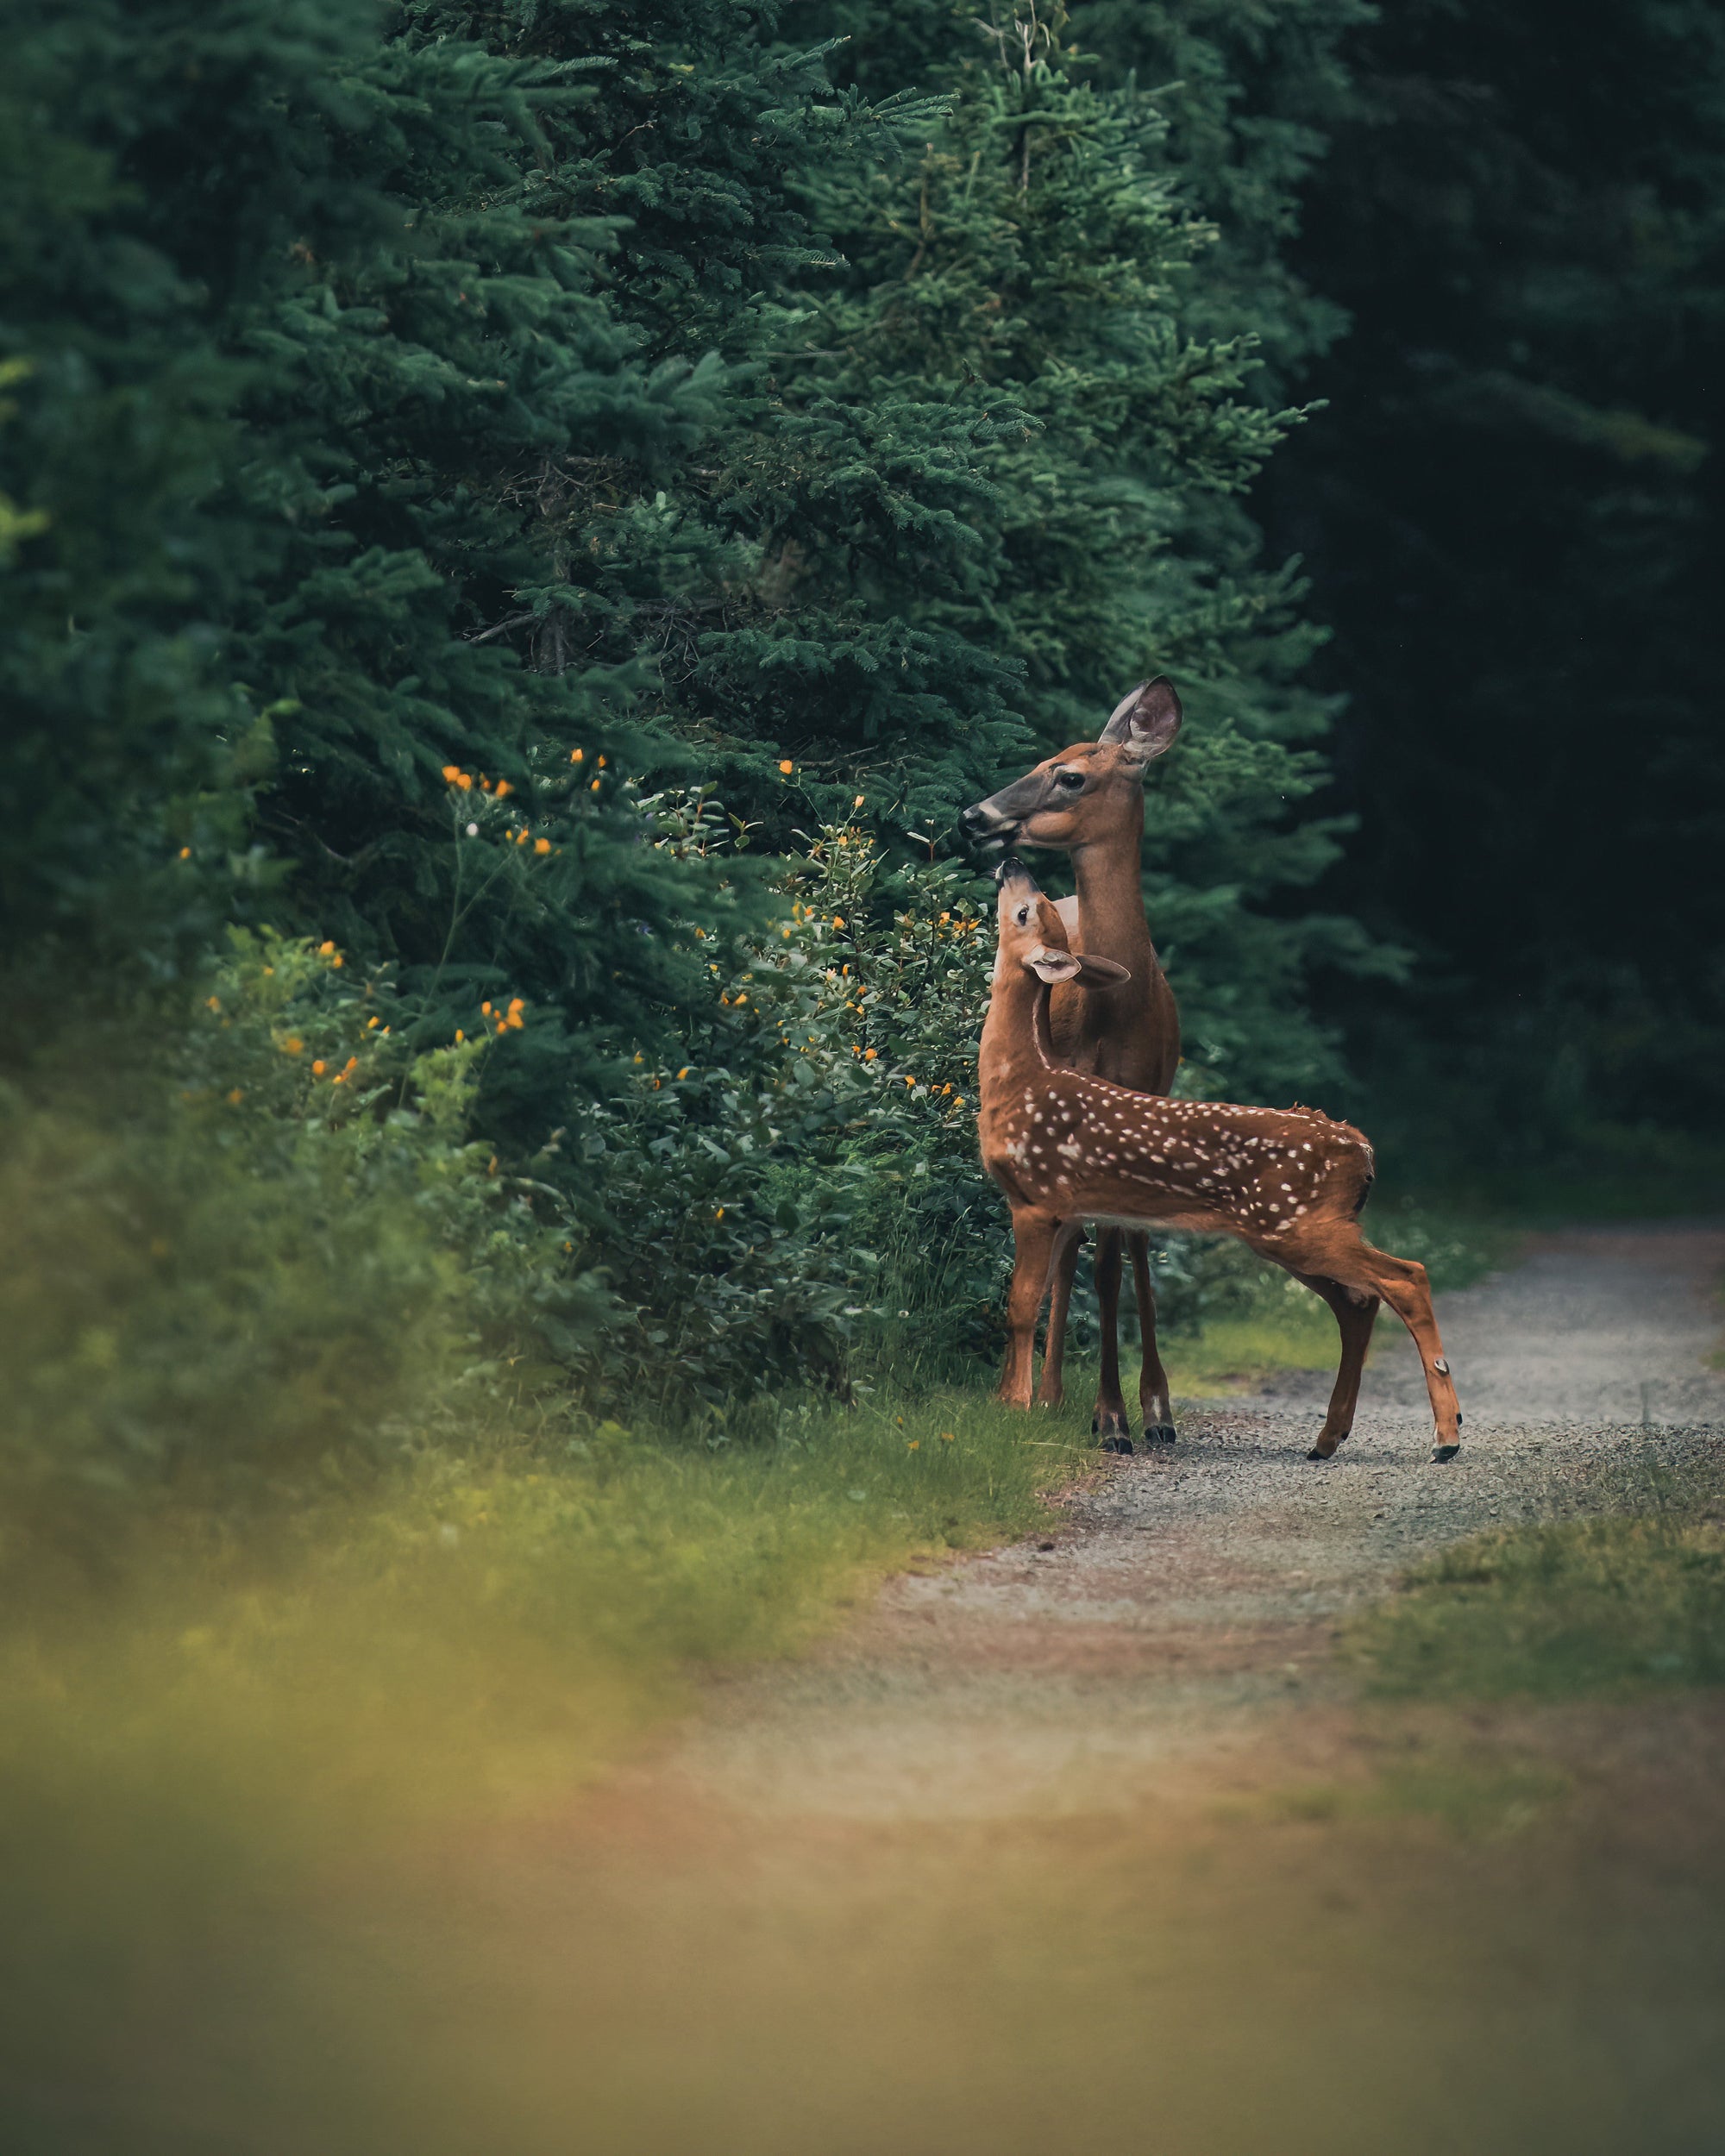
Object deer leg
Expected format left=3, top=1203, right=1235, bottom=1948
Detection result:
left=999, top=1207, right=1059, bottom=1410
left=1092, top=1229, right=1133, bottom=1453
left=1276, top=1228, right=1462, bottom=1462
left=1287, top=1269, right=1380, bottom=1462
left=1035, top=1220, right=1085, bottom=1407
left=1128, top=1233, right=1176, bottom=1444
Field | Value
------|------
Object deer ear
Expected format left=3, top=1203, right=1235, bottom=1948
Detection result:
left=1072, top=953, right=1131, bottom=988
left=1099, top=676, right=1182, bottom=765
left=1025, top=947, right=1082, bottom=985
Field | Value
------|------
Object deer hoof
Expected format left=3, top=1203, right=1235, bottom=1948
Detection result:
left=1100, top=1434, right=1135, bottom=1456
left=1431, top=1442, right=1461, bottom=1463
left=1143, top=1423, right=1177, bottom=1446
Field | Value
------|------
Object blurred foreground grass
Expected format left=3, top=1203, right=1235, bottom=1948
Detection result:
left=0, top=1388, right=1093, bottom=2148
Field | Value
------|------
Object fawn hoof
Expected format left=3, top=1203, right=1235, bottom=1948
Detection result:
left=1307, top=1432, right=1347, bottom=1463
left=1431, top=1441, right=1461, bottom=1463
left=1100, top=1434, right=1135, bottom=1456
left=1143, top=1423, right=1177, bottom=1446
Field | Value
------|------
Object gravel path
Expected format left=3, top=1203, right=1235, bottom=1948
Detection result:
left=671, top=1224, right=1725, bottom=1822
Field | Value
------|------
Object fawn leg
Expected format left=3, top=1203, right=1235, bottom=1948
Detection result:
left=1092, top=1229, right=1133, bottom=1452
left=999, top=1208, right=1058, bottom=1410
left=1287, top=1228, right=1462, bottom=1461
left=1357, top=1247, right=1463, bottom=1460
left=1129, top=1233, right=1176, bottom=1443
left=1035, top=1220, right=1085, bottom=1407
left=1289, top=1269, right=1380, bottom=1461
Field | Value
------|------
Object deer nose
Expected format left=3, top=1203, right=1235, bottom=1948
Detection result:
left=960, top=802, right=990, bottom=833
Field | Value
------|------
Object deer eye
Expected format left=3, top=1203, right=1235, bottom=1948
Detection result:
left=1054, top=768, right=1084, bottom=790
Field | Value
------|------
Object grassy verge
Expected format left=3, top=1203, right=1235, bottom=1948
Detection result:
left=1346, top=1457, right=1725, bottom=1703
left=0, top=1385, right=1093, bottom=2115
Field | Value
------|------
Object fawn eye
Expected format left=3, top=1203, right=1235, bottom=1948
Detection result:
left=1016, top=906, right=1031, bottom=925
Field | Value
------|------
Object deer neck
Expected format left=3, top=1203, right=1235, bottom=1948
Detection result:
left=1069, top=807, right=1152, bottom=966
left=979, top=965, right=1053, bottom=1100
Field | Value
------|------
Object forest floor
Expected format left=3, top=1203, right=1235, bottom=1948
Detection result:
left=267, top=1222, right=1725, bottom=2156
left=30, top=1227, right=1725, bottom=2156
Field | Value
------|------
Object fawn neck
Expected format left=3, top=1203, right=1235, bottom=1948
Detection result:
left=980, top=962, right=1056, bottom=1100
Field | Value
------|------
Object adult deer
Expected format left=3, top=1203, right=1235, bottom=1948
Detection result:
left=960, top=680, right=1182, bottom=1451
left=979, top=861, right=1463, bottom=1463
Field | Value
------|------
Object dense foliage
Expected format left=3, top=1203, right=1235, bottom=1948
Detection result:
left=1, top=0, right=1476, bottom=1501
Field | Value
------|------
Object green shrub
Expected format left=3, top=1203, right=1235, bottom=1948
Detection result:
left=0, top=932, right=601, bottom=1557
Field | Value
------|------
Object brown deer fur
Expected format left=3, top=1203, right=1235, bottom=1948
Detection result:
left=962, top=679, right=1183, bottom=1449
left=977, top=862, right=1463, bottom=1463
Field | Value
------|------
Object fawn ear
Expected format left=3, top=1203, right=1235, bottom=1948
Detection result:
left=1072, top=953, right=1131, bottom=988
left=1025, top=946, right=1083, bottom=985
left=1099, top=676, right=1182, bottom=765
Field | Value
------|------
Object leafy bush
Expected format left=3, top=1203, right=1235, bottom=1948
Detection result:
left=0, top=933, right=600, bottom=1553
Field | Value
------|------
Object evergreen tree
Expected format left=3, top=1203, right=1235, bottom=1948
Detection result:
left=0, top=0, right=756, bottom=1110
left=790, top=0, right=1387, bottom=1094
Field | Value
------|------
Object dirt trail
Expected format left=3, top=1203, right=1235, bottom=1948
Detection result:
left=321, top=1225, right=1725, bottom=2156
left=664, top=1223, right=1725, bottom=1823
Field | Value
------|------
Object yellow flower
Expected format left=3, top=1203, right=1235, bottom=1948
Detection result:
left=318, top=940, right=336, bottom=956
left=311, top=1059, right=327, bottom=1076
left=598, top=755, right=607, bottom=768
left=632, top=1051, right=644, bottom=1064
left=715, top=1207, right=724, bottom=1221
left=590, top=778, right=601, bottom=793
left=456, top=773, right=474, bottom=791
left=863, top=1047, right=879, bottom=1062
left=498, top=1020, right=508, bottom=1035
left=534, top=836, right=551, bottom=855
left=904, top=1074, right=916, bottom=1088
left=854, top=794, right=865, bottom=808
left=481, top=1001, right=493, bottom=1016
left=733, top=992, right=747, bottom=1006
left=226, top=1088, right=243, bottom=1106
left=940, top=1431, right=956, bottom=1444
left=494, top=780, right=512, bottom=799
left=676, top=1066, right=691, bottom=1080
left=331, top=954, right=343, bottom=967
left=571, top=747, right=584, bottom=763
left=954, top=1095, right=964, bottom=1107
left=367, top=1015, right=380, bottom=1029
left=831, top=915, right=845, bottom=929
left=282, top=1036, right=304, bottom=1056
left=778, top=759, right=794, bottom=774
left=178, top=846, right=191, bottom=861
left=906, top=1439, right=919, bottom=1451
left=506, top=1012, right=524, bottom=1031
left=508, top=997, right=524, bottom=1013
left=442, top=764, right=462, bottom=783
left=455, top=1030, right=465, bottom=1044
left=205, top=996, right=221, bottom=1012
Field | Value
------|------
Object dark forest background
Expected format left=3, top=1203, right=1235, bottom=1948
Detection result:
left=3, top=0, right=1722, bottom=1513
